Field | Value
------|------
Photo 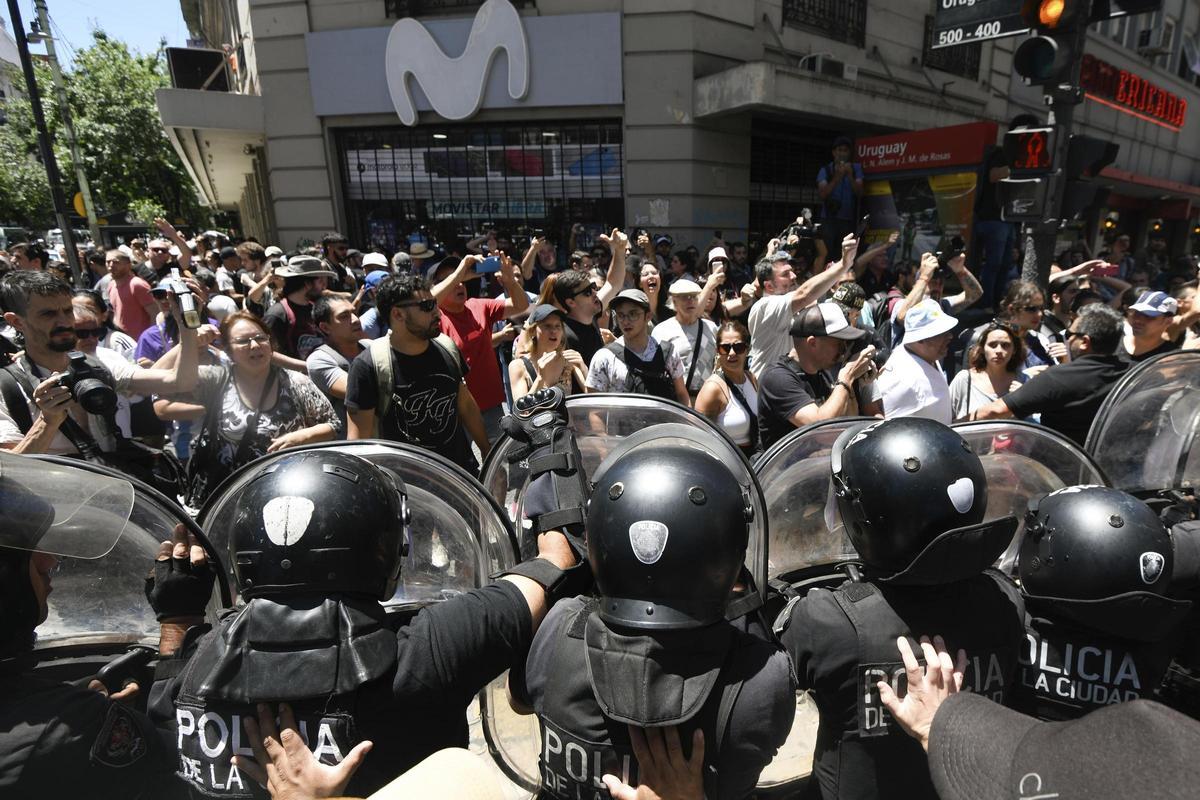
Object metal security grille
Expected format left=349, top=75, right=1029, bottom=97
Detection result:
left=384, top=0, right=534, bottom=17
left=749, top=119, right=840, bottom=250
left=782, top=0, right=867, bottom=48
left=337, top=120, right=623, bottom=254
left=922, top=16, right=981, bottom=81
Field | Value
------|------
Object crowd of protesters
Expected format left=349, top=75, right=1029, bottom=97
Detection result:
left=1, top=202, right=1197, bottom=501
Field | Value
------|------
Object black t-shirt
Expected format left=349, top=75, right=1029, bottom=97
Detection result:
left=1002, top=354, right=1130, bottom=446
left=344, top=343, right=475, bottom=472
left=262, top=298, right=323, bottom=360
left=758, top=357, right=833, bottom=449
left=565, top=316, right=605, bottom=368
left=974, top=144, right=1007, bottom=221
left=1117, top=336, right=1180, bottom=363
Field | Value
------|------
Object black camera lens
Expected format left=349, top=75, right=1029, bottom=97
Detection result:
left=72, top=378, right=118, bottom=415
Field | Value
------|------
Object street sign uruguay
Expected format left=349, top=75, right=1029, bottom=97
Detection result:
left=931, top=0, right=1030, bottom=49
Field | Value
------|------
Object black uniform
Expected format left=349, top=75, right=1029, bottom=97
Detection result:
left=0, top=669, right=175, bottom=799
left=516, top=596, right=796, bottom=800
left=1014, top=613, right=1179, bottom=720
left=149, top=582, right=533, bottom=798
left=780, top=570, right=1026, bottom=800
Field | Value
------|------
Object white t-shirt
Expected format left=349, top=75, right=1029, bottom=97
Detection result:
left=586, top=337, right=684, bottom=393
left=652, top=316, right=717, bottom=394
left=101, top=329, right=138, bottom=362
left=877, top=343, right=952, bottom=424
left=748, top=294, right=794, bottom=379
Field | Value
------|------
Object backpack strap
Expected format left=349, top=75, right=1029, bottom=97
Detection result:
left=0, top=364, right=34, bottom=434
left=369, top=337, right=395, bottom=432
left=684, top=322, right=705, bottom=393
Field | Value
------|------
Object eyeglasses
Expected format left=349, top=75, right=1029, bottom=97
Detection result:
left=573, top=285, right=597, bottom=298
left=397, top=298, right=438, bottom=313
left=74, top=327, right=103, bottom=339
left=1066, top=330, right=1084, bottom=340
left=614, top=310, right=644, bottom=322
left=231, top=334, right=271, bottom=347
left=717, top=342, right=749, bottom=355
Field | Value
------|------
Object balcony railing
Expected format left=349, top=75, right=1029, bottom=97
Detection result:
left=921, top=16, right=981, bottom=81
left=782, top=0, right=867, bottom=48
left=385, top=0, right=533, bottom=17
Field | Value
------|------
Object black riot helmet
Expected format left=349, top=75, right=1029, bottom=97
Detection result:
left=831, top=417, right=1017, bottom=585
left=1020, top=486, right=1192, bottom=641
left=587, top=435, right=753, bottom=631
left=227, top=451, right=411, bottom=600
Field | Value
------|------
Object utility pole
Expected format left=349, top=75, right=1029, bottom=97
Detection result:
left=5, top=0, right=82, bottom=286
left=32, top=0, right=102, bottom=248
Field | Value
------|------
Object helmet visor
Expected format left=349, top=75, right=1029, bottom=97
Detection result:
left=0, top=451, right=132, bottom=559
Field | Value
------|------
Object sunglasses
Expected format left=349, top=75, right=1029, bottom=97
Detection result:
left=717, top=342, right=749, bottom=355
left=1020, top=305, right=1044, bottom=314
left=150, top=247, right=171, bottom=253
left=573, top=285, right=597, bottom=298
left=74, top=327, right=103, bottom=339
left=397, top=298, right=437, bottom=313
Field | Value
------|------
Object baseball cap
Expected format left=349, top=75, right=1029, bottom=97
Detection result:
left=668, top=279, right=702, bottom=296
left=790, top=302, right=866, bottom=340
left=392, top=251, right=412, bottom=271
left=264, top=245, right=283, bottom=259
left=1129, top=290, right=1179, bottom=317
left=525, top=303, right=568, bottom=326
left=361, top=252, right=389, bottom=270
left=904, top=299, right=958, bottom=343
left=653, top=234, right=673, bottom=247
left=831, top=283, right=866, bottom=310
left=218, top=246, right=238, bottom=260
left=611, top=289, right=650, bottom=311
left=207, top=294, right=238, bottom=322
left=364, top=270, right=390, bottom=291
left=928, top=693, right=1200, bottom=800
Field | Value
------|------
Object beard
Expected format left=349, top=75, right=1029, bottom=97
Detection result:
left=46, top=327, right=78, bottom=353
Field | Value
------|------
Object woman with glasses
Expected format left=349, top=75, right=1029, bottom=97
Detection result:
left=156, top=311, right=339, bottom=505
left=71, top=290, right=137, bottom=361
left=694, top=321, right=760, bottom=455
left=509, top=304, right=588, bottom=401
left=950, top=321, right=1026, bottom=422
left=998, top=280, right=1056, bottom=373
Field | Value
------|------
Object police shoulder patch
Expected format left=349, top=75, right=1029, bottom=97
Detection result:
left=90, top=703, right=148, bottom=769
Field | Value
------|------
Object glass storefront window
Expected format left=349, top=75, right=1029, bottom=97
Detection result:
left=337, top=120, right=624, bottom=256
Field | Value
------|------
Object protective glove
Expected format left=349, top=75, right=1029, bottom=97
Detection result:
left=144, top=534, right=215, bottom=621
left=500, top=387, right=589, bottom=560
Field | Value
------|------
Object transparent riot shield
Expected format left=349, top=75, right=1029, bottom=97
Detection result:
left=952, top=420, right=1109, bottom=572
left=1085, top=351, right=1200, bottom=498
left=478, top=394, right=769, bottom=794
left=9, top=453, right=231, bottom=661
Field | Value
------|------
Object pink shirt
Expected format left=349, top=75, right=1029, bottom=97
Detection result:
left=108, top=276, right=156, bottom=339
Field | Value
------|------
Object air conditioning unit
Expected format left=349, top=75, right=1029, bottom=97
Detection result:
left=803, top=55, right=859, bottom=82
left=1135, top=28, right=1171, bottom=57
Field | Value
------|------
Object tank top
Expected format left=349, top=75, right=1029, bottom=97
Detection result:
left=716, top=375, right=758, bottom=447
left=520, top=355, right=578, bottom=395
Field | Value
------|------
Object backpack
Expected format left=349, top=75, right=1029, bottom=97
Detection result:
left=605, top=339, right=677, bottom=401
left=369, top=334, right=463, bottom=437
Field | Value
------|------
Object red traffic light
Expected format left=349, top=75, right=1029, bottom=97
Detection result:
left=1003, top=127, right=1056, bottom=174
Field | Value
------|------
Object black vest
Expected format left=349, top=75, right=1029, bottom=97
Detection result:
left=1013, top=613, right=1178, bottom=721
left=533, top=601, right=751, bottom=800
left=799, top=571, right=1025, bottom=800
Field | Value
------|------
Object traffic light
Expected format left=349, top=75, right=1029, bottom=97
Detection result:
left=1060, top=135, right=1120, bottom=220
left=1013, top=0, right=1088, bottom=87
left=999, top=125, right=1056, bottom=222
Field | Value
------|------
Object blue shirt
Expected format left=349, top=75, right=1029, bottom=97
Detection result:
left=817, top=161, right=864, bottom=221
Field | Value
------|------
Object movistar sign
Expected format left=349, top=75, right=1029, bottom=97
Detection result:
left=305, top=11, right=622, bottom=120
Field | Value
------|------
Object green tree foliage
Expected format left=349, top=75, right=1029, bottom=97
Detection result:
left=0, top=31, right=205, bottom=228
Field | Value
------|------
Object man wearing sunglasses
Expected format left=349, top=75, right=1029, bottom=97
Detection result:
left=552, top=230, right=629, bottom=368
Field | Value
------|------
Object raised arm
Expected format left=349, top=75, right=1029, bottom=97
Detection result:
left=596, top=228, right=629, bottom=311
left=790, top=233, right=857, bottom=313
left=498, top=252, right=530, bottom=316
left=943, top=253, right=983, bottom=313
left=432, top=255, right=484, bottom=302
left=894, top=253, right=937, bottom=325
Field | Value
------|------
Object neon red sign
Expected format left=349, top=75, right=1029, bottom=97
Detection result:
left=1080, top=54, right=1187, bottom=132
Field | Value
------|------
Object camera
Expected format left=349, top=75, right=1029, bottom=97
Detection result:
left=783, top=208, right=822, bottom=242
left=58, top=351, right=118, bottom=416
left=935, top=235, right=966, bottom=267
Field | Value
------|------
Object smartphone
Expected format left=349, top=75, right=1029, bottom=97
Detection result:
left=1091, top=262, right=1119, bottom=277
left=476, top=255, right=502, bottom=273
left=856, top=215, right=871, bottom=243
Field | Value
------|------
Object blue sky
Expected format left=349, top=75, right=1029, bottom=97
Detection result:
left=1, top=0, right=188, bottom=66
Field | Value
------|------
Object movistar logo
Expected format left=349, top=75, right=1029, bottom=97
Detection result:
left=385, top=0, right=530, bottom=126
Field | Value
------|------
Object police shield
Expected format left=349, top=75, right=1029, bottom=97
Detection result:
left=1085, top=351, right=1200, bottom=498
left=199, top=440, right=520, bottom=609
left=478, top=394, right=769, bottom=794
left=8, top=452, right=231, bottom=658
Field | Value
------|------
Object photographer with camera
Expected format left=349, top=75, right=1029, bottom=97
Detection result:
left=0, top=271, right=199, bottom=459
left=817, top=136, right=865, bottom=263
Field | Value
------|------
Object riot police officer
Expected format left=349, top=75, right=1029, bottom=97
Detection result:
left=1015, top=485, right=1195, bottom=720
left=512, top=428, right=797, bottom=799
left=148, top=444, right=581, bottom=799
left=776, top=417, right=1025, bottom=800
left=0, top=453, right=211, bottom=799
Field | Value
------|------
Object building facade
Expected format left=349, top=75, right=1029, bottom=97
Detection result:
left=160, top=0, right=1200, bottom=256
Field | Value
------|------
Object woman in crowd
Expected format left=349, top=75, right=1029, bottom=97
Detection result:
left=998, top=280, right=1055, bottom=373
left=694, top=321, right=759, bottom=456
left=638, top=259, right=671, bottom=323
left=508, top=304, right=588, bottom=401
left=71, top=290, right=137, bottom=361
left=953, top=321, right=1026, bottom=422
left=668, top=249, right=698, bottom=286
left=155, top=311, right=339, bottom=505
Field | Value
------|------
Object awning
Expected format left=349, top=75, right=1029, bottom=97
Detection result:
left=1100, top=166, right=1200, bottom=204
left=155, top=88, right=265, bottom=210
left=693, top=61, right=983, bottom=130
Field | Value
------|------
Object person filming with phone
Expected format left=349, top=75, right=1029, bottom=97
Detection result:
left=816, top=135, right=864, bottom=264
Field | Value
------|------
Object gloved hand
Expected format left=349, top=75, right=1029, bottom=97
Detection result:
left=500, top=388, right=589, bottom=560
left=145, top=523, right=215, bottom=621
